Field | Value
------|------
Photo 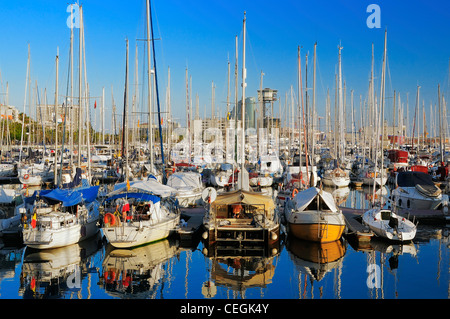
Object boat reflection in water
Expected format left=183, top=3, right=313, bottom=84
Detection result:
left=287, top=237, right=346, bottom=298
left=99, top=239, right=180, bottom=298
left=0, top=241, right=25, bottom=284
left=201, top=241, right=281, bottom=298
left=20, top=232, right=103, bottom=299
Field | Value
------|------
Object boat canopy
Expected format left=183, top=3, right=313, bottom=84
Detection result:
left=167, top=172, right=202, bottom=190
left=105, top=192, right=161, bottom=204
left=28, top=186, right=100, bottom=207
left=212, top=189, right=275, bottom=215
left=396, top=171, right=434, bottom=187
left=111, top=179, right=176, bottom=198
left=291, top=187, right=338, bottom=212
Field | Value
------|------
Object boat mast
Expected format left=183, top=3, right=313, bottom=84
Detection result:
left=54, top=52, right=59, bottom=186
left=77, top=4, right=83, bottom=167
left=379, top=29, right=387, bottom=190
left=146, top=0, right=153, bottom=166
left=148, top=0, right=165, bottom=175
left=240, top=11, right=247, bottom=190
left=122, top=39, right=129, bottom=181
left=19, top=44, right=30, bottom=163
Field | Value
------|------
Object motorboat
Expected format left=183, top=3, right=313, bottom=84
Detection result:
left=362, top=207, right=417, bottom=241
left=391, top=171, right=446, bottom=210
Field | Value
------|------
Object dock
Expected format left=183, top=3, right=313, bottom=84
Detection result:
left=177, top=206, right=205, bottom=247
left=340, top=207, right=374, bottom=242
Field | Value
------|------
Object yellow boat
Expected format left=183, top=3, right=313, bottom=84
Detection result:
left=284, top=187, right=346, bottom=243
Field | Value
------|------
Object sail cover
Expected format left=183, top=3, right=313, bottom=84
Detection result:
left=111, top=178, right=176, bottom=198
left=291, top=187, right=338, bottom=212
left=29, top=186, right=100, bottom=207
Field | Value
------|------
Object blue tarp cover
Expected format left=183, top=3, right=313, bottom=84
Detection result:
left=105, top=192, right=161, bottom=204
left=27, top=186, right=100, bottom=207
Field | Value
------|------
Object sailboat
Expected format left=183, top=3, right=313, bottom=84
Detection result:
left=284, top=187, right=346, bottom=243
left=202, top=13, right=280, bottom=249
left=100, top=179, right=180, bottom=248
left=101, top=2, right=179, bottom=249
left=22, top=185, right=100, bottom=249
left=283, top=45, right=346, bottom=243
left=362, top=30, right=417, bottom=242
left=22, top=8, right=101, bottom=250
left=321, top=45, right=350, bottom=188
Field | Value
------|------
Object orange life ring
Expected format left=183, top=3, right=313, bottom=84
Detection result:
left=292, top=188, right=299, bottom=198
left=104, top=213, right=116, bottom=226
left=104, top=270, right=116, bottom=284
left=23, top=174, right=29, bottom=180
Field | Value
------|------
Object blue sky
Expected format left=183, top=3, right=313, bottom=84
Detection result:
left=0, top=0, right=449, bottom=133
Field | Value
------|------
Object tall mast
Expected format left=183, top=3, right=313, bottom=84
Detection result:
left=70, top=3, right=74, bottom=168
left=438, top=84, right=443, bottom=162
left=338, top=44, right=344, bottom=161
left=77, top=4, right=83, bottom=167
left=312, top=42, right=316, bottom=167
left=122, top=39, right=129, bottom=181
left=54, top=53, right=59, bottom=186
left=146, top=0, right=153, bottom=166
left=297, top=46, right=303, bottom=171
left=19, top=44, right=30, bottom=163
left=148, top=0, right=164, bottom=172
left=240, top=12, right=247, bottom=190
left=379, top=29, right=387, bottom=184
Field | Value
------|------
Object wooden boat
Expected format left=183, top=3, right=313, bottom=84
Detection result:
left=283, top=187, right=346, bottom=243
left=202, top=188, right=280, bottom=248
left=362, top=208, right=417, bottom=241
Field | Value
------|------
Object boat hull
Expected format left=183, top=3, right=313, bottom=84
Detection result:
left=322, top=177, right=350, bottom=188
left=23, top=219, right=99, bottom=249
left=103, top=215, right=180, bottom=248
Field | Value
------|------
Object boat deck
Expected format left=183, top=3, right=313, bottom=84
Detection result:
left=340, top=207, right=374, bottom=242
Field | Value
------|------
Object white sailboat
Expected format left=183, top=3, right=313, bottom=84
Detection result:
left=101, top=179, right=180, bottom=248
left=362, top=30, right=417, bottom=242
left=22, top=185, right=101, bottom=249
left=362, top=208, right=416, bottom=241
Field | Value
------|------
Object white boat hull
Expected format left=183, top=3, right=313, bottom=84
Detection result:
left=322, top=176, right=350, bottom=188
left=103, top=215, right=180, bottom=248
left=392, top=188, right=443, bottom=210
left=362, top=208, right=416, bottom=241
left=23, top=219, right=99, bottom=249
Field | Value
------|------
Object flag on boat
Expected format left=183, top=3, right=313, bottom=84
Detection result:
left=94, top=100, right=97, bottom=109
left=31, top=212, right=37, bottom=229
left=126, top=179, right=130, bottom=191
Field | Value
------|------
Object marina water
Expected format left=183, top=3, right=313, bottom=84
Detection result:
left=0, top=186, right=448, bottom=299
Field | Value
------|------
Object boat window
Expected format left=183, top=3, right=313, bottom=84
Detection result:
left=381, top=210, right=391, bottom=220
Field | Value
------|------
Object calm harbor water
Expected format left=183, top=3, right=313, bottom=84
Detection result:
left=0, top=186, right=449, bottom=300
